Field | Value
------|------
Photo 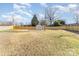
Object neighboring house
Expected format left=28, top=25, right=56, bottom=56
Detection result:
left=0, top=21, right=13, bottom=26
left=0, top=21, right=13, bottom=30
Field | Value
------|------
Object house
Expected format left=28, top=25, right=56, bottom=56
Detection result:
left=0, top=21, right=13, bottom=31
left=0, top=21, right=13, bottom=26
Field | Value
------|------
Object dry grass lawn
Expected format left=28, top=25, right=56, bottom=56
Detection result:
left=0, top=30, right=79, bottom=56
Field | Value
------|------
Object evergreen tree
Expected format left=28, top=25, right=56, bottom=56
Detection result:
left=31, top=15, right=39, bottom=26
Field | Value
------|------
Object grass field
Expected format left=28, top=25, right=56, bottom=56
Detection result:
left=0, top=30, right=79, bottom=56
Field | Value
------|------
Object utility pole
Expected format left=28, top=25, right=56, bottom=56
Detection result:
left=11, top=13, right=15, bottom=29
left=12, top=14, right=15, bottom=26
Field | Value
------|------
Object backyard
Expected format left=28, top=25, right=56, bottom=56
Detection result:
left=0, top=30, right=79, bottom=56
left=0, top=3, right=79, bottom=56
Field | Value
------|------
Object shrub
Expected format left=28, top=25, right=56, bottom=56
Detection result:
left=53, top=20, right=65, bottom=26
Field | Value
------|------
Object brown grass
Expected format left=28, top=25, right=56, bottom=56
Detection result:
left=0, top=30, right=79, bottom=56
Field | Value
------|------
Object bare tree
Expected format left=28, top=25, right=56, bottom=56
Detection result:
left=70, top=8, right=79, bottom=25
left=73, top=13, right=79, bottom=31
left=45, top=7, right=58, bottom=26
left=74, top=13, right=79, bottom=24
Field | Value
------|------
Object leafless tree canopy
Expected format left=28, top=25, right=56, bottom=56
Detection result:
left=74, top=14, right=79, bottom=24
left=45, top=7, right=58, bottom=25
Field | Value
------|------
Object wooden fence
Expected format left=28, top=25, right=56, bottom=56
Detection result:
left=13, top=25, right=79, bottom=31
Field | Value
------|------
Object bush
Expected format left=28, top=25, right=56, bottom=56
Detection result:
left=53, top=20, right=65, bottom=26
left=31, top=15, right=39, bottom=26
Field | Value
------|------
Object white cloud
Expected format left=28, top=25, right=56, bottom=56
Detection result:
left=53, top=4, right=78, bottom=13
left=25, top=3, right=31, bottom=7
left=14, top=3, right=32, bottom=18
left=55, top=5, right=65, bottom=10
left=37, top=13, right=45, bottom=20
left=19, top=3, right=32, bottom=8
left=1, top=15, right=7, bottom=18
left=74, top=10, right=79, bottom=15
left=39, top=13, right=44, bottom=18
left=40, top=3, right=48, bottom=7
left=26, top=12, right=32, bottom=17
left=13, top=14, right=31, bottom=25
left=68, top=4, right=77, bottom=8
left=68, top=4, right=78, bottom=12
left=14, top=14, right=23, bottom=20
left=29, top=10, right=33, bottom=13
left=14, top=14, right=25, bottom=23
left=1, top=12, right=30, bottom=24
left=0, top=11, right=15, bottom=22
left=14, top=4, right=26, bottom=10
left=14, top=4, right=20, bottom=9
left=15, top=9, right=32, bottom=17
left=1, top=14, right=12, bottom=21
left=54, top=5, right=70, bottom=12
left=68, top=4, right=79, bottom=15
left=14, top=15, right=24, bottom=22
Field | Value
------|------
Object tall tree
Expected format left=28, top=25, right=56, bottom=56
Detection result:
left=31, top=15, right=39, bottom=26
left=69, top=8, right=79, bottom=24
left=74, top=13, right=79, bottom=24
left=45, top=7, right=58, bottom=26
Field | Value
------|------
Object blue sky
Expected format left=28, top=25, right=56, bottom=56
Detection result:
left=0, top=3, right=13, bottom=22
left=0, top=3, right=13, bottom=12
left=0, top=3, right=79, bottom=25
